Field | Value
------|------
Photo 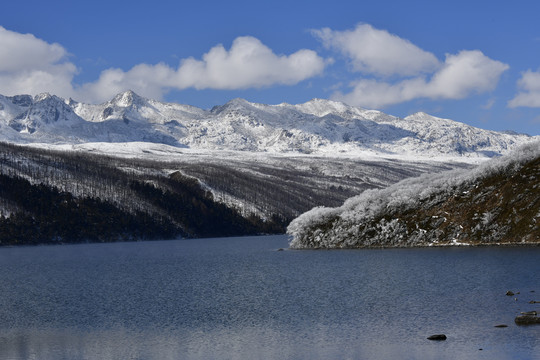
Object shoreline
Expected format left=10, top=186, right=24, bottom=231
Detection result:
left=288, top=241, right=540, bottom=250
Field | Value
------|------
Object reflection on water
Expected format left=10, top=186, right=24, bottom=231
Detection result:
left=0, top=235, right=539, bottom=360
left=0, top=327, right=440, bottom=360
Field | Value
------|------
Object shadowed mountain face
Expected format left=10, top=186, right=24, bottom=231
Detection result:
left=0, top=91, right=536, bottom=159
left=288, top=141, right=540, bottom=248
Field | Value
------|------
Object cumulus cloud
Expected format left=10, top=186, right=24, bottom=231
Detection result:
left=175, top=37, right=326, bottom=89
left=79, top=63, right=177, bottom=103
left=1, top=25, right=510, bottom=109
left=0, top=26, right=77, bottom=98
left=333, top=50, right=509, bottom=108
left=80, top=36, right=326, bottom=102
left=314, top=24, right=509, bottom=109
left=0, top=28, right=326, bottom=103
left=508, top=70, right=540, bottom=107
left=313, top=23, right=440, bottom=77
left=427, top=51, right=509, bottom=98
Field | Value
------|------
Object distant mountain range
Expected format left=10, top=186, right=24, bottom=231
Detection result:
left=0, top=90, right=536, bottom=159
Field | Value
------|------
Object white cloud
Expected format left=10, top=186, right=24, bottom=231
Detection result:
left=331, top=50, right=509, bottom=108
left=508, top=70, right=540, bottom=107
left=427, top=51, right=508, bottom=99
left=313, top=24, right=440, bottom=77
left=174, top=36, right=326, bottom=89
left=81, top=36, right=326, bottom=102
left=0, top=25, right=510, bottom=109
left=0, top=28, right=326, bottom=103
left=332, top=78, right=422, bottom=109
left=314, top=24, right=509, bottom=109
left=79, top=63, right=177, bottom=103
left=0, top=26, right=77, bottom=98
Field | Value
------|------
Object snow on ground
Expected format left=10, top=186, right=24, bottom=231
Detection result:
left=24, top=140, right=488, bottom=165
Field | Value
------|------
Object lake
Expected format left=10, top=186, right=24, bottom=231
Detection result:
left=0, top=235, right=538, bottom=360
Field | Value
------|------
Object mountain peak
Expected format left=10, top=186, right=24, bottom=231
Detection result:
left=210, top=98, right=254, bottom=114
left=304, top=98, right=348, bottom=107
left=295, top=98, right=367, bottom=118
left=226, top=98, right=253, bottom=107
left=405, top=112, right=442, bottom=121
left=32, top=93, right=73, bottom=108
left=34, top=92, right=54, bottom=102
left=111, top=90, right=146, bottom=107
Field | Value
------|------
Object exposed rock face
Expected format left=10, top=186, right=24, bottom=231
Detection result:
left=427, top=334, right=447, bottom=340
left=288, top=142, right=540, bottom=248
left=515, top=315, right=540, bottom=325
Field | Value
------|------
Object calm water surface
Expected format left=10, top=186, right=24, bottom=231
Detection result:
left=0, top=235, right=538, bottom=360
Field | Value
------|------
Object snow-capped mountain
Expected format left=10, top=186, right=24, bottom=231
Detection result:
left=0, top=90, right=536, bottom=159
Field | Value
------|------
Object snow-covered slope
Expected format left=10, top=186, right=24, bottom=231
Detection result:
left=287, top=141, right=540, bottom=248
left=0, top=91, right=536, bottom=159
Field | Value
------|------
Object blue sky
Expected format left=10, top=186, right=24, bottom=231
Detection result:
left=1, top=0, right=540, bottom=135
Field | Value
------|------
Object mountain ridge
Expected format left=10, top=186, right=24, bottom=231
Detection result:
left=0, top=90, right=536, bottom=160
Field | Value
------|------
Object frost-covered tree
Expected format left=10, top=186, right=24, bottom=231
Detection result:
left=288, top=141, right=540, bottom=248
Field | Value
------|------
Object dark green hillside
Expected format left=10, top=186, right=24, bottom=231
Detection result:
left=0, top=170, right=285, bottom=245
left=0, top=174, right=181, bottom=245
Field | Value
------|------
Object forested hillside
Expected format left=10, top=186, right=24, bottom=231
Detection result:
left=0, top=142, right=468, bottom=245
left=0, top=143, right=284, bottom=245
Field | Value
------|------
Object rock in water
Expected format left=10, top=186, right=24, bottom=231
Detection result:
left=515, top=315, right=540, bottom=325
left=427, top=334, right=447, bottom=340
